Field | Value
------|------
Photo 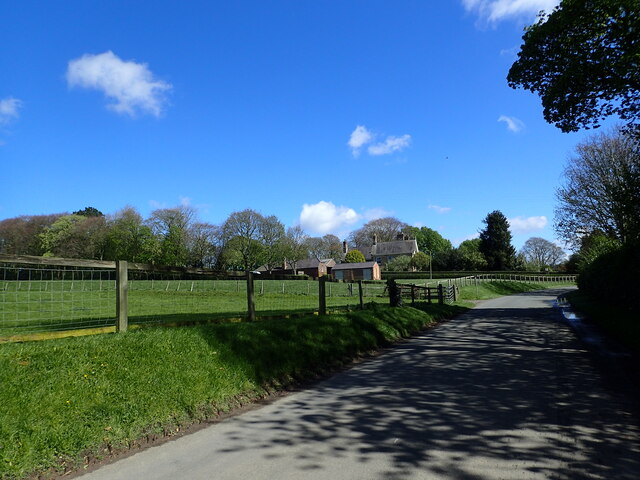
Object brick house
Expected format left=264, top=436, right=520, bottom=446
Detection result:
left=332, top=261, right=381, bottom=281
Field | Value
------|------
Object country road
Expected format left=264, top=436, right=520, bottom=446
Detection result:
left=76, top=289, right=640, bottom=479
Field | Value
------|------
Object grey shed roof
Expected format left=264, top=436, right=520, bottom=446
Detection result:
left=332, top=261, right=378, bottom=270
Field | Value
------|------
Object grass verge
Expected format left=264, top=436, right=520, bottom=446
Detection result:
left=0, top=303, right=459, bottom=479
left=563, top=289, right=640, bottom=353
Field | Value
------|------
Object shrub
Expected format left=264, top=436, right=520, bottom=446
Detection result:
left=344, top=249, right=365, bottom=263
left=577, top=242, right=640, bottom=311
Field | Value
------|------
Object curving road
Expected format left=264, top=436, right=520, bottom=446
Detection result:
left=77, top=289, right=640, bottom=479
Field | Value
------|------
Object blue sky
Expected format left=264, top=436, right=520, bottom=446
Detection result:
left=0, top=0, right=607, bottom=250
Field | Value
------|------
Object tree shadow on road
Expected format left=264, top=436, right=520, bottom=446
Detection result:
left=206, top=294, right=640, bottom=479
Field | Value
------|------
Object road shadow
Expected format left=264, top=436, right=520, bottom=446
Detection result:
left=207, top=291, right=640, bottom=479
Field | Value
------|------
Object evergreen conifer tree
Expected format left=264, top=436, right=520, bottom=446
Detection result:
left=478, top=210, right=516, bottom=270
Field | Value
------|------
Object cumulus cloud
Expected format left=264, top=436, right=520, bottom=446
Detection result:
left=66, top=51, right=172, bottom=117
left=348, top=125, right=411, bottom=157
left=498, top=115, right=525, bottom=133
left=368, top=134, right=412, bottom=156
left=462, top=0, right=559, bottom=24
left=0, top=97, right=22, bottom=125
left=299, top=201, right=360, bottom=235
left=428, top=204, right=452, bottom=214
left=508, top=215, right=548, bottom=233
left=348, top=125, right=374, bottom=157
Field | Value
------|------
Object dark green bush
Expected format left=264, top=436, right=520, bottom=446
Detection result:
left=577, top=242, right=640, bottom=311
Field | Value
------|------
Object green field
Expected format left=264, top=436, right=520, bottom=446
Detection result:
left=0, top=279, right=389, bottom=337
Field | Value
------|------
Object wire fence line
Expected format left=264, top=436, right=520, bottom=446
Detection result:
left=0, top=255, right=390, bottom=340
left=0, top=254, right=577, bottom=341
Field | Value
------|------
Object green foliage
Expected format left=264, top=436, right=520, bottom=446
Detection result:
left=103, top=207, right=159, bottom=263
left=479, top=211, right=516, bottom=270
left=344, top=249, right=366, bottom=263
left=38, top=214, right=107, bottom=259
left=386, top=255, right=412, bottom=271
left=564, top=290, right=640, bottom=352
left=456, top=238, right=488, bottom=270
left=554, top=128, right=640, bottom=246
left=407, top=226, right=452, bottom=254
left=408, top=252, right=430, bottom=271
left=571, top=232, right=621, bottom=272
left=577, top=241, right=640, bottom=311
left=73, top=206, right=104, bottom=217
left=508, top=0, right=640, bottom=135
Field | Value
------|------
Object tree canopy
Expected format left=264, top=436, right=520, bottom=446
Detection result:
left=520, top=237, right=565, bottom=270
left=407, top=226, right=452, bottom=254
left=479, top=211, right=516, bottom=270
left=508, top=0, right=640, bottom=135
left=554, top=128, right=640, bottom=246
left=344, top=249, right=365, bottom=264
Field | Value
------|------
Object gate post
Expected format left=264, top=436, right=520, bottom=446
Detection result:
left=246, top=271, right=256, bottom=322
left=319, top=276, right=327, bottom=316
left=116, top=260, right=128, bottom=332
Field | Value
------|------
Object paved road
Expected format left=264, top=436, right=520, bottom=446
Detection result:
left=77, top=289, right=640, bottom=479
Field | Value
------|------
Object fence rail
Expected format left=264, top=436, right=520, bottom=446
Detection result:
left=1, top=255, right=389, bottom=340
left=0, top=254, right=577, bottom=341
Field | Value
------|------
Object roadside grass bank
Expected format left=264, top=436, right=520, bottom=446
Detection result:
left=563, top=289, right=640, bottom=353
left=0, top=304, right=458, bottom=479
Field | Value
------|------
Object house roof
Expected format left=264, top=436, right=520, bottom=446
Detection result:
left=257, top=258, right=337, bottom=271
left=368, top=239, right=419, bottom=258
left=332, top=261, right=378, bottom=270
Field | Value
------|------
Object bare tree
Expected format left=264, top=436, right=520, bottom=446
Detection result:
left=555, top=128, right=640, bottom=246
left=348, top=217, right=409, bottom=252
left=282, top=226, right=308, bottom=274
left=520, top=237, right=565, bottom=270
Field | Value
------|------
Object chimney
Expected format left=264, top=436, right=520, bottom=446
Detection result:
left=396, top=232, right=404, bottom=241
left=373, top=234, right=378, bottom=245
left=342, top=240, right=348, bottom=254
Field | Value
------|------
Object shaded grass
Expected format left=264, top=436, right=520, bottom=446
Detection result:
left=457, top=280, right=575, bottom=301
left=563, top=289, right=640, bottom=353
left=0, top=304, right=455, bottom=479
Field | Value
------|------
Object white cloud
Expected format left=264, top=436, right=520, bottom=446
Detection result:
left=498, top=115, right=525, bottom=133
left=368, top=134, right=411, bottom=156
left=66, top=51, right=172, bottom=117
left=508, top=215, right=548, bottom=234
left=299, top=201, right=360, bottom=235
left=348, top=125, right=412, bottom=157
left=0, top=97, right=22, bottom=125
left=462, top=0, right=559, bottom=24
left=348, top=125, right=374, bottom=157
left=363, top=207, right=393, bottom=221
left=428, top=204, right=452, bottom=214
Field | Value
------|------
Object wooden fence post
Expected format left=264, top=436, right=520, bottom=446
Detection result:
left=358, top=280, right=364, bottom=310
left=116, top=260, right=128, bottom=333
left=411, top=284, right=416, bottom=306
left=246, top=271, right=256, bottom=322
left=319, top=276, right=327, bottom=316
left=437, top=283, right=444, bottom=305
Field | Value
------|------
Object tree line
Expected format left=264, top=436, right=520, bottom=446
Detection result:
left=0, top=204, right=567, bottom=273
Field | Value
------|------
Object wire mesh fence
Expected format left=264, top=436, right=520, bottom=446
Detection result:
left=0, top=256, right=394, bottom=339
left=1, top=264, right=116, bottom=335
